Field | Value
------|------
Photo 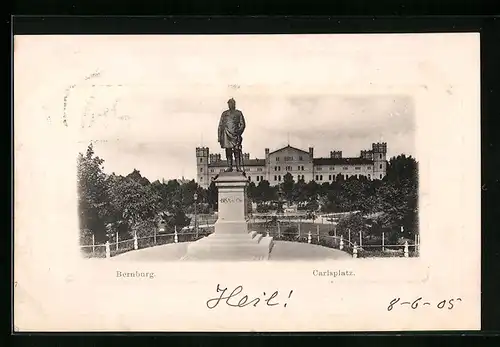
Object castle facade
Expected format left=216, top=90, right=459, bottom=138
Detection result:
left=196, top=142, right=387, bottom=189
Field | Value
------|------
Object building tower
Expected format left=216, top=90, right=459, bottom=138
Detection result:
left=372, top=142, right=387, bottom=180
left=196, top=147, right=210, bottom=188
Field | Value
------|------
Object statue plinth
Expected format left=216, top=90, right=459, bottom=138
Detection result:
left=183, top=172, right=274, bottom=261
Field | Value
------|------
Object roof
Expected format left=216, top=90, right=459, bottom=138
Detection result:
left=313, top=157, right=374, bottom=165
left=268, top=145, right=309, bottom=156
left=209, top=159, right=265, bottom=167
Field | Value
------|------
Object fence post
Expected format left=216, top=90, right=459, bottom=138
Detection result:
left=174, top=225, right=178, bottom=243
left=134, top=231, right=138, bottom=250
left=404, top=241, right=409, bottom=258
left=105, top=241, right=110, bottom=258
left=154, top=228, right=157, bottom=245
left=359, top=230, right=362, bottom=248
left=298, top=223, right=301, bottom=237
left=334, top=226, right=337, bottom=238
left=307, top=231, right=311, bottom=244
left=316, top=225, right=320, bottom=243
left=348, top=229, right=351, bottom=244
left=353, top=243, right=358, bottom=258
left=92, top=234, right=95, bottom=255
left=340, top=235, right=344, bottom=251
left=382, top=232, right=385, bottom=252
left=277, top=221, right=281, bottom=238
left=414, top=234, right=418, bottom=255
left=116, top=232, right=119, bottom=251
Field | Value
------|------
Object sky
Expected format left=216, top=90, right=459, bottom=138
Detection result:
left=19, top=35, right=417, bottom=181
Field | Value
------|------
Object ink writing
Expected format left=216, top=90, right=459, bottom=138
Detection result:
left=206, top=284, right=294, bottom=309
left=387, top=297, right=462, bottom=311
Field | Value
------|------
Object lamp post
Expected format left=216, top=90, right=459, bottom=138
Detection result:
left=194, top=192, right=198, bottom=238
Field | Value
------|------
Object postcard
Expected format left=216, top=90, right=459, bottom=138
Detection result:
left=13, top=33, right=480, bottom=331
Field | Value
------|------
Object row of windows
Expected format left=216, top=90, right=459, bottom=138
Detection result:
left=313, top=173, right=383, bottom=181
left=248, top=176, right=265, bottom=182
left=275, top=156, right=304, bottom=162
left=203, top=173, right=383, bottom=182
left=275, top=165, right=306, bottom=171
left=203, top=164, right=382, bottom=174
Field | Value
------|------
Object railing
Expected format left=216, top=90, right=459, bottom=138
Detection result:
left=249, top=221, right=420, bottom=258
left=81, top=221, right=419, bottom=259
left=80, top=227, right=214, bottom=259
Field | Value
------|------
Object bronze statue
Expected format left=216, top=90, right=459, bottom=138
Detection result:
left=218, top=98, right=246, bottom=172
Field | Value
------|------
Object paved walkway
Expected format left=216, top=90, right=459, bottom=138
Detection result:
left=108, top=241, right=351, bottom=261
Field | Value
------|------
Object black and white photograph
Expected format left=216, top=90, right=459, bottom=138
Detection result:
left=77, top=93, right=419, bottom=261
left=14, top=32, right=480, bottom=332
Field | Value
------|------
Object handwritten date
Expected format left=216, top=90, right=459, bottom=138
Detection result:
left=387, top=297, right=462, bottom=311
left=206, top=284, right=293, bottom=309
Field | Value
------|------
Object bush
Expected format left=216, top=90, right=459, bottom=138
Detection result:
left=256, top=204, right=271, bottom=213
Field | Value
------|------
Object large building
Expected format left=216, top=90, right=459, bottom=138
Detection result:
left=196, top=142, right=388, bottom=189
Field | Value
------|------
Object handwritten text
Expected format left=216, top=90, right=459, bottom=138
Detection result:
left=206, top=284, right=293, bottom=309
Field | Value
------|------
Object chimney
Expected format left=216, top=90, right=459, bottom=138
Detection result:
left=309, top=147, right=314, bottom=158
left=265, top=148, right=270, bottom=160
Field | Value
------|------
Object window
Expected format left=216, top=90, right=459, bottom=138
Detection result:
left=278, top=175, right=282, bottom=181
left=329, top=175, right=332, bottom=180
left=380, top=164, right=383, bottom=169
left=256, top=176, right=260, bottom=182
left=330, top=166, right=335, bottom=171
left=210, top=169, right=214, bottom=173
left=317, top=167, right=322, bottom=171
left=199, top=158, right=203, bottom=163
left=274, top=166, right=277, bottom=171
left=278, top=166, right=281, bottom=171
left=302, top=166, right=305, bottom=171
left=368, top=166, right=372, bottom=170
left=276, top=157, right=280, bottom=162
left=299, top=156, right=303, bottom=161
left=343, top=167, right=348, bottom=170
left=284, top=156, right=293, bottom=161
left=200, top=168, right=203, bottom=172
left=368, top=174, right=371, bottom=178
left=248, top=176, right=251, bottom=181
left=380, top=174, right=382, bottom=179
left=220, top=169, right=225, bottom=172
left=315, top=175, right=319, bottom=181
left=200, top=177, right=203, bottom=181
left=257, top=168, right=263, bottom=172
left=355, top=167, right=361, bottom=170
left=260, top=176, right=264, bottom=181
left=320, top=175, right=323, bottom=180
left=274, top=175, right=277, bottom=181
left=380, top=154, right=382, bottom=159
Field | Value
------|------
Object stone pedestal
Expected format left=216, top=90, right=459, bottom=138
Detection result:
left=183, top=172, right=274, bottom=261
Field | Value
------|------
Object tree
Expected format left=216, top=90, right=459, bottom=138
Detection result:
left=207, top=181, right=218, bottom=210
left=282, top=172, right=295, bottom=202
left=108, top=176, right=162, bottom=237
left=77, top=144, right=111, bottom=243
left=293, top=177, right=307, bottom=203
left=303, top=181, right=319, bottom=202
left=336, top=213, right=367, bottom=244
left=386, top=155, right=418, bottom=184
left=247, top=181, right=258, bottom=201
left=126, top=169, right=151, bottom=186
left=256, top=180, right=277, bottom=202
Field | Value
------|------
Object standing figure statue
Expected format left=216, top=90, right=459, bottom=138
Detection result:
left=218, top=98, right=246, bottom=172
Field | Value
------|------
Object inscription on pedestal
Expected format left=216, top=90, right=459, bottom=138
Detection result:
left=219, top=197, right=243, bottom=204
